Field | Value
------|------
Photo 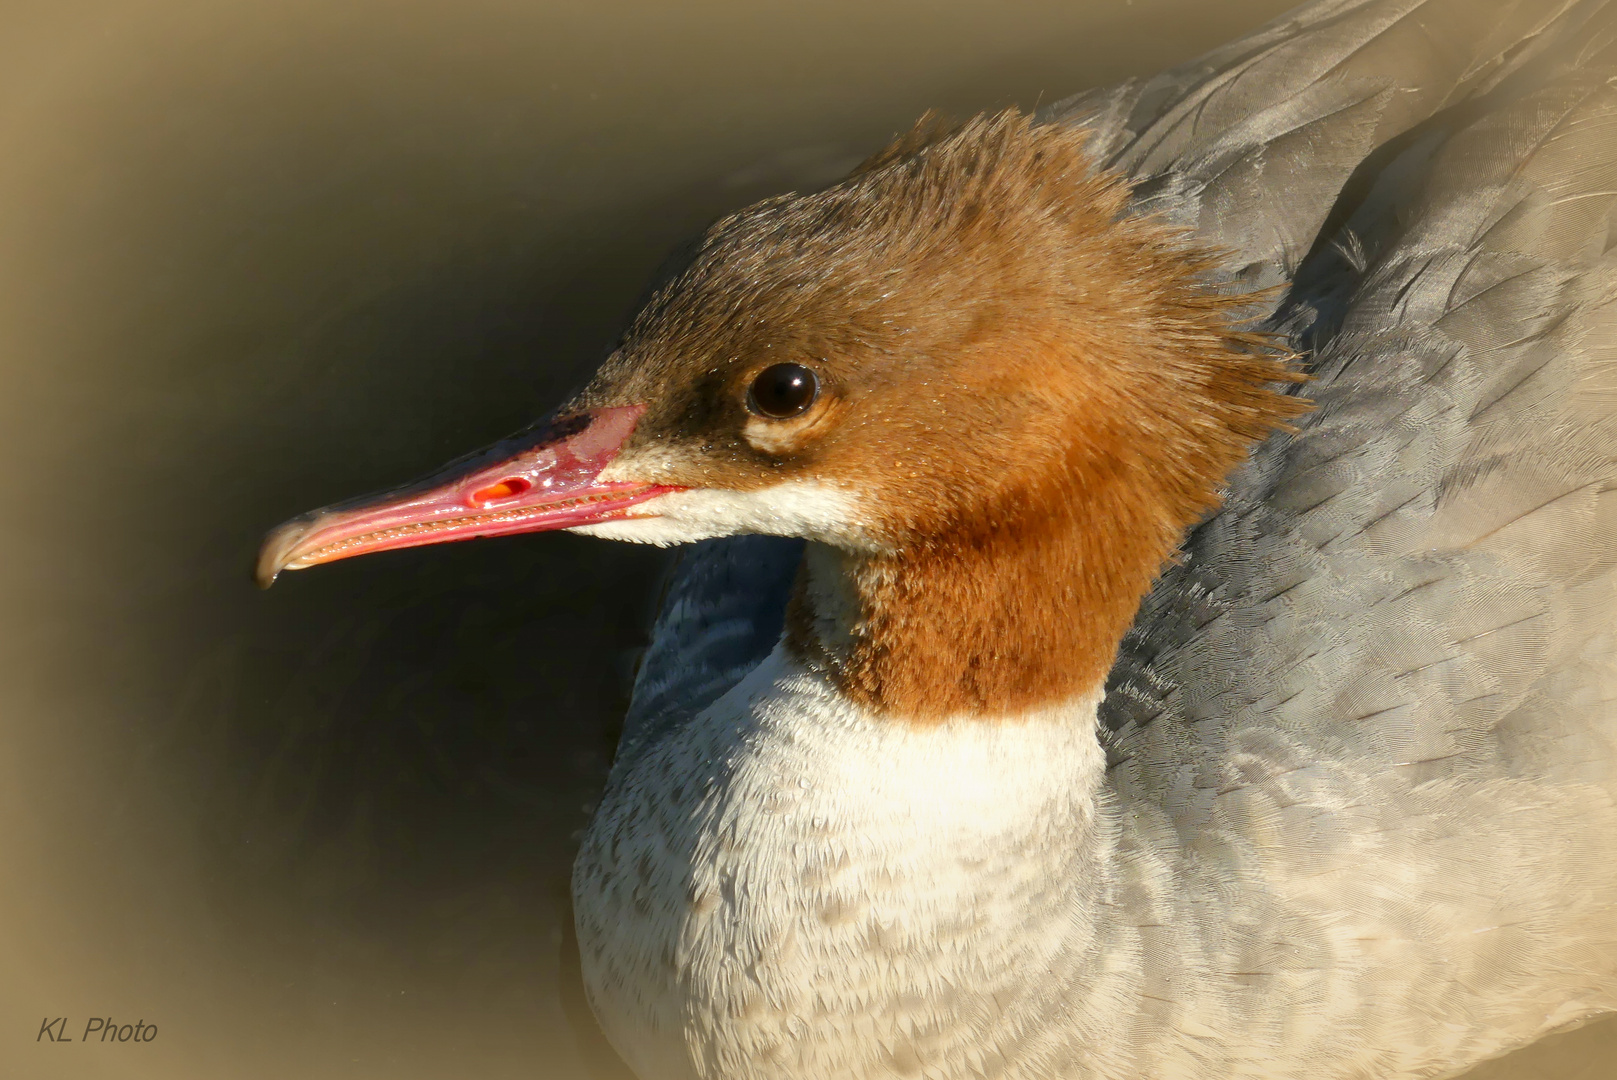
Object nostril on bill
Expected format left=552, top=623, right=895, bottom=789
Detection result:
left=471, top=477, right=532, bottom=504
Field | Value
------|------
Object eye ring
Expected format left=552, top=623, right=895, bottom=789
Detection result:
left=746, top=362, right=821, bottom=419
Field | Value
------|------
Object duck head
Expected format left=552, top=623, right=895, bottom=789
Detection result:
left=259, top=111, right=1305, bottom=720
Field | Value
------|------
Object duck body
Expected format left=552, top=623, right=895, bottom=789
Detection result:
left=579, top=643, right=1616, bottom=1080
left=577, top=2, right=1617, bottom=1076
left=258, top=0, right=1617, bottom=1076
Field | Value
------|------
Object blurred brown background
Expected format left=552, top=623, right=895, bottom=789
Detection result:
left=0, top=1, right=1609, bottom=1077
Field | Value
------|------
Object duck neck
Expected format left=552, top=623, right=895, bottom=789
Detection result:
left=786, top=494, right=1150, bottom=720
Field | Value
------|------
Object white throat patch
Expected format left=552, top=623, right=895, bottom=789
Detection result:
left=568, top=478, right=886, bottom=551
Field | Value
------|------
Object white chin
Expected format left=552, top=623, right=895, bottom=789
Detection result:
left=567, top=482, right=882, bottom=551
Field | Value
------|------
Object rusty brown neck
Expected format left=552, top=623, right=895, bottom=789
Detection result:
left=784, top=479, right=1183, bottom=722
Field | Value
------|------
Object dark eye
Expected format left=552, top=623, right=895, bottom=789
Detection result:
left=746, top=363, right=820, bottom=419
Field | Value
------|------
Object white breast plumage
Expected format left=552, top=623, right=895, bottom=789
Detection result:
left=574, top=651, right=1106, bottom=1080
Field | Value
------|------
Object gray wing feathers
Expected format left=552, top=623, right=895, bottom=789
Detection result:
left=1107, top=15, right=1617, bottom=758
left=1094, top=39, right=1617, bottom=1040
left=1051, top=0, right=1604, bottom=291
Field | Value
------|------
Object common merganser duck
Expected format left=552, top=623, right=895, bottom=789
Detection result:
left=257, top=0, right=1617, bottom=1076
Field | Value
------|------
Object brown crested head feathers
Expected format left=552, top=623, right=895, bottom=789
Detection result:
left=578, top=109, right=1308, bottom=721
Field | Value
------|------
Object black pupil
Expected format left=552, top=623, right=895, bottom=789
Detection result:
left=748, top=363, right=819, bottom=418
